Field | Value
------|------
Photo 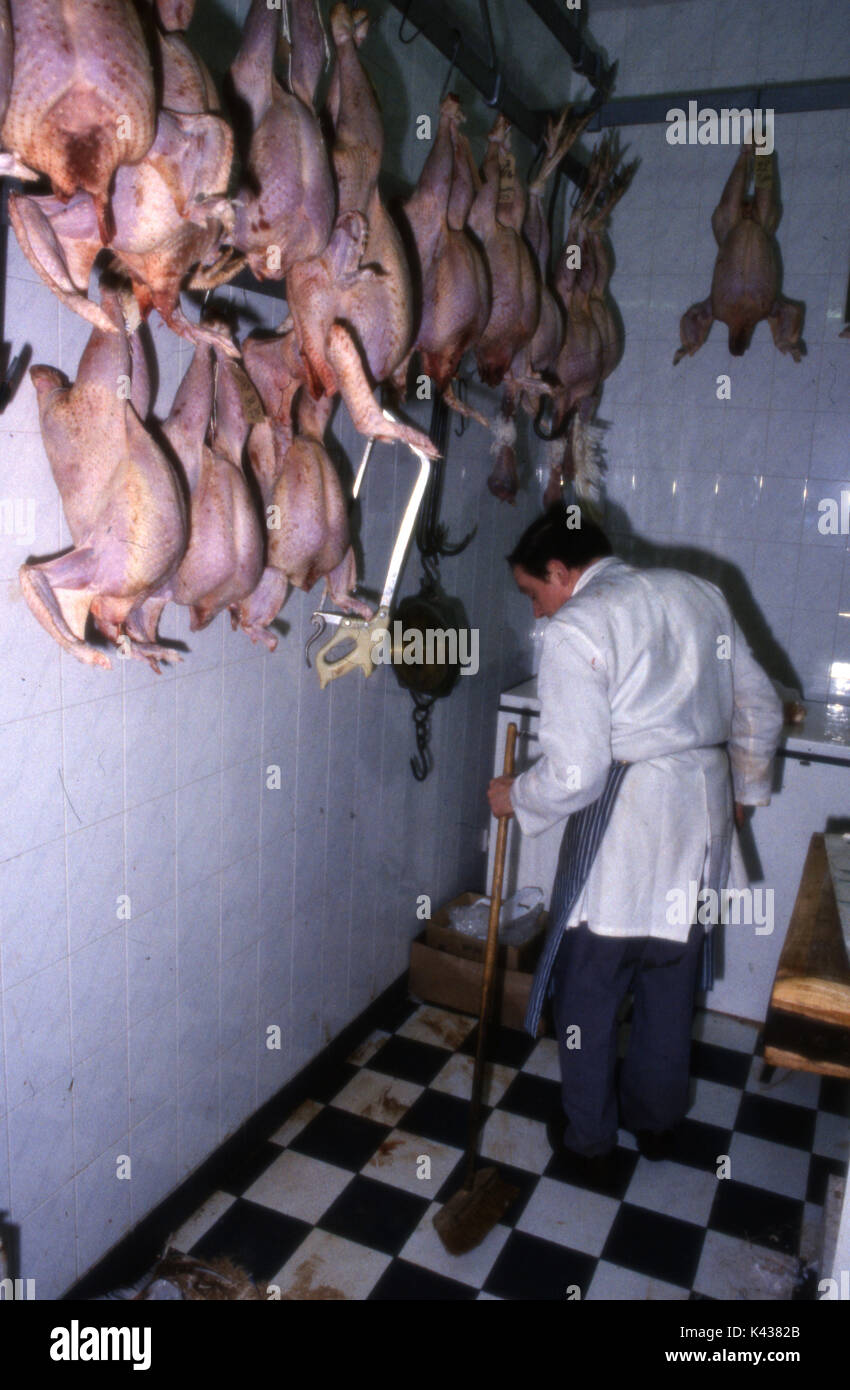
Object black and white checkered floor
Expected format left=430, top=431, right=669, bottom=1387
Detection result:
left=166, top=998, right=850, bottom=1300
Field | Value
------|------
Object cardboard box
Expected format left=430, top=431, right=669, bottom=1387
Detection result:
left=425, top=891, right=546, bottom=972
left=410, top=893, right=549, bottom=1035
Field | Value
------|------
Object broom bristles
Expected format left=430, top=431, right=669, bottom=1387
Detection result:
left=433, top=1166, right=519, bottom=1255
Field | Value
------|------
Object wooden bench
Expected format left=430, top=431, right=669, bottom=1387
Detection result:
left=762, top=833, right=850, bottom=1078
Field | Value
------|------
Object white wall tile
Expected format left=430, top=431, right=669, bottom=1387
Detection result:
left=72, top=1035, right=129, bottom=1173
left=4, top=959, right=71, bottom=1105
left=74, top=1146, right=132, bottom=1279
left=7, top=1078, right=74, bottom=1220
left=21, top=1180, right=77, bottom=1299
left=66, top=814, right=125, bottom=953
left=69, top=926, right=126, bottom=1065
left=0, top=839, right=67, bottom=989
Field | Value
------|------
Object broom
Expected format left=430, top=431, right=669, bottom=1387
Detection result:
left=434, top=722, right=520, bottom=1255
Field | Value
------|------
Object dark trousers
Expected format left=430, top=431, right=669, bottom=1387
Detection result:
left=550, top=921, right=704, bottom=1157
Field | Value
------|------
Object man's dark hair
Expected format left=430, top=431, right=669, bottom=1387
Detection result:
left=507, top=503, right=612, bottom=579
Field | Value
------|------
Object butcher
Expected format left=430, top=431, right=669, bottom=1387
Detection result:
left=487, top=503, right=783, bottom=1188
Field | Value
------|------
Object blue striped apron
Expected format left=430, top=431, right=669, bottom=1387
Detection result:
left=523, top=761, right=715, bottom=1037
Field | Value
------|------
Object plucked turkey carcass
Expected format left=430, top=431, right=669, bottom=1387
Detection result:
left=2, top=0, right=156, bottom=241
left=284, top=4, right=437, bottom=457
left=228, top=0, right=334, bottom=282
left=674, top=144, right=803, bottom=362
left=7, top=9, right=239, bottom=353
left=401, top=93, right=490, bottom=427
left=19, top=286, right=187, bottom=669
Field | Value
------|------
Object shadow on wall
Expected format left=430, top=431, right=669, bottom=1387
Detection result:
left=603, top=493, right=802, bottom=696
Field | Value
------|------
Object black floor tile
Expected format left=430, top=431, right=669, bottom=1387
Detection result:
left=400, top=1088, right=475, bottom=1148
left=818, top=1076, right=850, bottom=1118
left=666, top=1117, right=733, bottom=1173
left=371, top=995, right=420, bottom=1034
left=708, top=1179, right=804, bottom=1255
left=215, top=1140, right=282, bottom=1197
left=544, top=1142, right=639, bottom=1199
left=289, top=1105, right=389, bottom=1171
left=318, top=1175, right=430, bottom=1257
left=369, top=1259, right=478, bottom=1300
left=806, top=1152, right=845, bottom=1207
left=191, top=1198, right=310, bottom=1282
left=602, top=1204, right=704, bottom=1289
left=308, top=1059, right=360, bottom=1103
left=497, top=1071, right=562, bottom=1123
left=690, top=1040, right=752, bottom=1089
left=368, top=1034, right=450, bottom=1086
left=461, top=1023, right=537, bottom=1070
left=734, top=1093, right=817, bottom=1151
left=483, top=1229, right=598, bottom=1301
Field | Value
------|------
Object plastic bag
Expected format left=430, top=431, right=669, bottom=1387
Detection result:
left=448, top=888, right=544, bottom=944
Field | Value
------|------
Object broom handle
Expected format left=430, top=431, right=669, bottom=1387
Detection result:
left=464, top=721, right=517, bottom=1190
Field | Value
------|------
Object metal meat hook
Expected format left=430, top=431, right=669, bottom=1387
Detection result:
left=440, top=30, right=462, bottom=101
left=398, top=0, right=421, bottom=43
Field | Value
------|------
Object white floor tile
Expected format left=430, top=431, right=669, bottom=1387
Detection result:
left=624, top=1157, right=719, bottom=1226
left=330, top=1068, right=423, bottom=1126
left=269, top=1099, right=324, bottom=1147
left=744, top=1058, right=822, bottom=1109
left=480, top=1109, right=551, bottom=1175
left=361, top=1129, right=463, bottom=1195
left=169, top=1192, right=235, bottom=1254
left=692, top=1010, right=761, bottom=1053
left=585, top=1260, right=691, bottom=1300
left=271, top=1228, right=390, bottom=1300
left=430, top=1052, right=516, bottom=1105
left=727, top=1132, right=811, bottom=1200
left=243, top=1149, right=352, bottom=1223
left=399, top=1202, right=511, bottom=1286
left=516, top=1175, right=619, bottom=1256
left=693, top=1230, right=800, bottom=1300
left=346, top=1030, right=391, bottom=1067
left=688, top=1076, right=743, bottom=1129
left=523, top=1038, right=561, bottom=1082
left=395, top=1005, right=478, bottom=1052
left=813, top=1110, right=850, bottom=1162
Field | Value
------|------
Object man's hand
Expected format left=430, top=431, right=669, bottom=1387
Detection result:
left=488, top=775, right=516, bottom=819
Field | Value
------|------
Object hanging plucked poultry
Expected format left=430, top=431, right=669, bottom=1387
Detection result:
left=2, top=0, right=156, bottom=241
left=20, top=286, right=187, bottom=669
left=284, top=3, right=437, bottom=458
left=674, top=144, right=803, bottom=362
left=402, top=93, right=491, bottom=427
left=8, top=2, right=239, bottom=352
left=229, top=0, right=334, bottom=283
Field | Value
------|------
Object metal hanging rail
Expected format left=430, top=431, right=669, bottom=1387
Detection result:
left=585, top=77, right=850, bottom=129
left=387, top=0, right=615, bottom=189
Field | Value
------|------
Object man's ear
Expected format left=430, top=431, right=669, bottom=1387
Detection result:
left=546, top=559, right=571, bottom=586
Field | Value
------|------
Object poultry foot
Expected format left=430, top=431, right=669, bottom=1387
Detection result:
left=19, top=553, right=111, bottom=669
left=326, top=324, right=440, bottom=458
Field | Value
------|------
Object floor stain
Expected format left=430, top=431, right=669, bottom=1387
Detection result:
left=360, top=1086, right=408, bottom=1123
left=374, top=1135, right=406, bottom=1165
left=283, top=1255, right=346, bottom=1301
left=417, top=1010, right=471, bottom=1051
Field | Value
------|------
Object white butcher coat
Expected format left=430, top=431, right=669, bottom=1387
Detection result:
left=510, top=556, right=784, bottom=941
